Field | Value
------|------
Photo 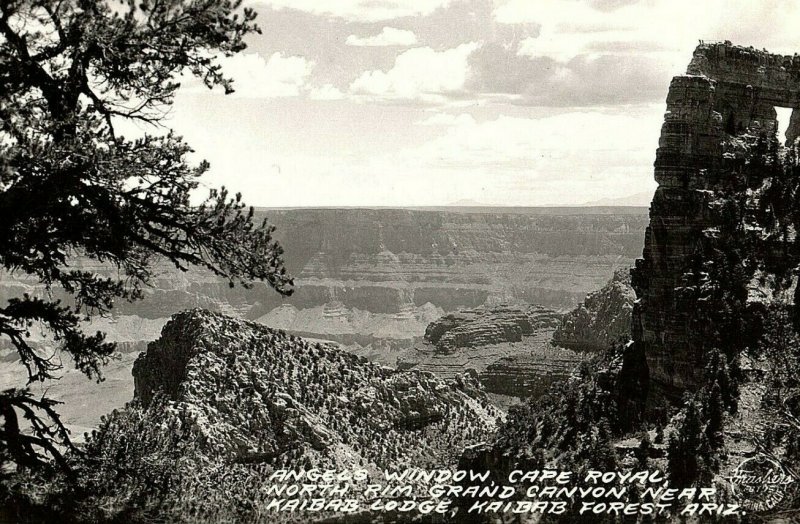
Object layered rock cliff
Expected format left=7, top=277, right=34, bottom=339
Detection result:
left=424, top=304, right=561, bottom=353
left=254, top=301, right=444, bottom=349
left=402, top=273, right=638, bottom=401
left=266, top=208, right=646, bottom=315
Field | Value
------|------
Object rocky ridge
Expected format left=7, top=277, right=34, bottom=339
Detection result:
left=82, top=309, right=499, bottom=521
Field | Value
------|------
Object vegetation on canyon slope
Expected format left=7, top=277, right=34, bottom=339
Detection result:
left=551, top=268, right=634, bottom=353
left=459, top=133, right=800, bottom=521
left=4, top=310, right=499, bottom=522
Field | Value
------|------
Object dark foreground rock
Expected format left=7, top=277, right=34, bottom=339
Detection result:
left=631, top=41, right=800, bottom=405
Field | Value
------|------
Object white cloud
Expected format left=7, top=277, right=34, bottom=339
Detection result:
left=494, top=0, right=605, bottom=27
left=349, top=42, right=479, bottom=102
left=309, top=83, right=346, bottom=100
left=250, top=0, right=452, bottom=22
left=219, top=52, right=314, bottom=98
left=469, top=0, right=775, bottom=105
left=493, top=0, right=800, bottom=64
left=346, top=27, right=418, bottom=47
left=494, top=0, right=678, bottom=63
left=387, top=109, right=661, bottom=205
left=173, top=0, right=800, bottom=206
left=414, top=111, right=657, bottom=159
left=516, top=31, right=645, bottom=63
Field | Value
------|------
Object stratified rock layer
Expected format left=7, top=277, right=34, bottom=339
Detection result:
left=0, top=208, right=647, bottom=354
left=399, top=305, right=585, bottom=398
left=269, top=208, right=646, bottom=314
left=424, top=304, right=561, bottom=353
left=632, top=41, right=800, bottom=402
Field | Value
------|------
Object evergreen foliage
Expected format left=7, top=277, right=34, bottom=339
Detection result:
left=666, top=395, right=715, bottom=488
left=0, top=0, right=293, bottom=473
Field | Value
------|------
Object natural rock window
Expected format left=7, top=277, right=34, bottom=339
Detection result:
left=774, top=106, right=793, bottom=144
left=629, top=42, right=800, bottom=415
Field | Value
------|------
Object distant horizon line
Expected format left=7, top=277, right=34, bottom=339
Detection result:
left=254, top=204, right=650, bottom=210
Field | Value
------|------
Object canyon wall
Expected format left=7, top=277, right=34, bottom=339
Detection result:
left=631, top=41, right=800, bottom=404
left=260, top=208, right=645, bottom=347
left=0, top=207, right=646, bottom=437
left=0, top=207, right=647, bottom=352
left=265, top=207, right=646, bottom=312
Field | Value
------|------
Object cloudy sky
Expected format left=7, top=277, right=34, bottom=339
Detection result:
left=166, top=0, right=800, bottom=207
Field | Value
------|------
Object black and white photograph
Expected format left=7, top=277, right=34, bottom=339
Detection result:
left=1, top=0, right=800, bottom=522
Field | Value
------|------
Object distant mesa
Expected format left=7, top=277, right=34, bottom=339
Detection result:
left=580, top=191, right=654, bottom=207
left=444, top=198, right=488, bottom=207
left=424, top=304, right=561, bottom=353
